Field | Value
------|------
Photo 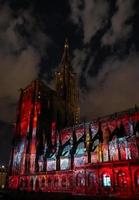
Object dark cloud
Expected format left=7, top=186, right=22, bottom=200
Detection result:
left=0, top=3, right=53, bottom=122
left=102, top=0, right=136, bottom=45
left=70, top=0, right=109, bottom=44
left=69, top=0, right=139, bottom=120
left=81, top=51, right=139, bottom=119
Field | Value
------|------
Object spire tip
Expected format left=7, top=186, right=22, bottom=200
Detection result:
left=64, top=38, right=69, bottom=48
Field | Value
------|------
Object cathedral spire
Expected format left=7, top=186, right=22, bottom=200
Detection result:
left=60, top=38, right=71, bottom=68
left=55, top=39, right=80, bottom=126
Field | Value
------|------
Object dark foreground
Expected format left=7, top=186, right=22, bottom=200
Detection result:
left=0, top=190, right=139, bottom=200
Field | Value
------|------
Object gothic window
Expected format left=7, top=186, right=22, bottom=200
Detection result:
left=38, top=161, right=43, bottom=172
left=102, top=173, right=111, bottom=187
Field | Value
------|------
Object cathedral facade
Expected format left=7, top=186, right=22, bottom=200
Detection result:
left=8, top=41, right=139, bottom=198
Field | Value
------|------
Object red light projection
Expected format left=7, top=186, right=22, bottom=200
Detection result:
left=8, top=105, right=139, bottom=198
left=20, top=100, right=32, bottom=137
left=8, top=176, right=19, bottom=189
left=90, top=122, right=99, bottom=139
left=51, top=122, right=56, bottom=146
left=75, top=124, right=85, bottom=141
left=61, top=128, right=72, bottom=145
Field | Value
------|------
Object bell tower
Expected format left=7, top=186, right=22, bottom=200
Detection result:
left=55, top=39, right=80, bottom=127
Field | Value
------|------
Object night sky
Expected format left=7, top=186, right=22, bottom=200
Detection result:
left=0, top=0, right=139, bottom=165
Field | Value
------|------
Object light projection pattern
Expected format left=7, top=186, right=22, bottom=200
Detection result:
left=38, top=161, right=44, bottom=172
left=107, top=120, right=117, bottom=132
left=75, top=142, right=85, bottom=155
left=92, top=137, right=100, bottom=152
left=90, top=122, right=98, bottom=139
left=74, top=155, right=87, bottom=167
left=100, top=112, right=139, bottom=140
left=47, top=159, right=56, bottom=171
left=51, top=122, right=56, bottom=146
left=13, top=141, right=26, bottom=174
left=128, top=136, right=139, bottom=159
left=60, top=157, right=70, bottom=170
left=61, top=145, right=71, bottom=156
left=90, top=122, right=100, bottom=151
left=75, top=125, right=85, bottom=141
left=74, top=142, right=87, bottom=167
left=61, top=128, right=72, bottom=145
left=109, top=139, right=119, bottom=161
left=20, top=89, right=33, bottom=137
left=122, top=116, right=134, bottom=136
left=29, top=154, right=36, bottom=174
left=131, top=112, right=139, bottom=121
left=30, top=102, right=41, bottom=174
left=102, top=144, right=109, bottom=162
left=91, top=151, right=98, bottom=163
left=108, top=119, right=129, bottom=139
left=118, top=138, right=127, bottom=160
left=20, top=153, right=26, bottom=174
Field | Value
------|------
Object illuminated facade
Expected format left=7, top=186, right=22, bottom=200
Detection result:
left=8, top=79, right=67, bottom=176
left=8, top=105, right=139, bottom=198
left=8, top=42, right=139, bottom=198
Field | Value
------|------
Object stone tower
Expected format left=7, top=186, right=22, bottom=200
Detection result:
left=55, top=40, right=80, bottom=126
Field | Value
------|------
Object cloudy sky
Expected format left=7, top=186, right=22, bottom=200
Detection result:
left=0, top=0, right=139, bottom=164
